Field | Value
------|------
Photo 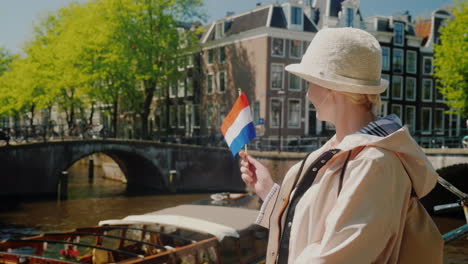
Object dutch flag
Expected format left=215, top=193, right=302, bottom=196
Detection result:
left=221, top=92, right=256, bottom=157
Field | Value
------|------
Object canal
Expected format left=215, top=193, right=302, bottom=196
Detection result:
left=0, top=155, right=466, bottom=263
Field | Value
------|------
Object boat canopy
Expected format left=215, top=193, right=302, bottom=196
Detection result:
left=99, top=205, right=259, bottom=241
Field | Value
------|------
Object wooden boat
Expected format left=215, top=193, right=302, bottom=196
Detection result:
left=0, top=204, right=268, bottom=264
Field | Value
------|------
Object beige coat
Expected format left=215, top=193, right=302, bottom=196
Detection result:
left=257, top=127, right=443, bottom=264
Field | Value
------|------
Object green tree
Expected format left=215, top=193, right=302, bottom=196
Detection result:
left=112, top=0, right=205, bottom=138
left=434, top=0, right=468, bottom=116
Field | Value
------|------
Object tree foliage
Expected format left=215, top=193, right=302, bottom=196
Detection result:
left=0, top=0, right=205, bottom=137
left=434, top=0, right=468, bottom=117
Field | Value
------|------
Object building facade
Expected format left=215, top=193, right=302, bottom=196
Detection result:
left=154, top=0, right=461, bottom=150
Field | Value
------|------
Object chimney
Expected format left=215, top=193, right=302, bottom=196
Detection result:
left=226, top=11, right=235, bottom=17
left=256, top=2, right=262, bottom=7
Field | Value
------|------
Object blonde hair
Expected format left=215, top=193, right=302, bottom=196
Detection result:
left=342, top=92, right=382, bottom=117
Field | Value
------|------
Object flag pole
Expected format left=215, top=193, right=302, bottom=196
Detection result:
left=238, top=88, right=247, bottom=154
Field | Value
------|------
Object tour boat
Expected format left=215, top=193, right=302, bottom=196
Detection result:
left=0, top=204, right=268, bottom=264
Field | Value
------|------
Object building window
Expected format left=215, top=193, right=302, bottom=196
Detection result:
left=381, top=47, right=390, bottom=71
left=218, top=71, right=226, bottom=93
left=391, top=76, right=403, bottom=100
left=421, top=107, right=432, bottom=134
left=381, top=74, right=389, bottom=98
left=271, top=63, right=284, bottom=90
left=391, top=104, right=402, bottom=120
left=218, top=46, right=225, bottom=63
left=406, top=50, right=417, bottom=74
left=185, top=104, right=193, bottom=130
left=170, top=105, right=177, bottom=128
left=381, top=101, right=388, bottom=117
left=291, top=7, right=302, bottom=25
left=193, top=104, right=201, bottom=128
left=187, top=55, right=194, bottom=68
left=422, top=79, right=433, bottom=102
left=178, top=104, right=185, bottom=128
left=178, top=79, right=185, bottom=97
left=207, top=49, right=214, bottom=64
left=288, top=99, right=301, bottom=128
left=393, top=48, right=404, bottom=73
left=160, top=105, right=167, bottom=130
left=271, top=38, right=285, bottom=57
left=435, top=82, right=444, bottom=102
left=177, top=57, right=185, bottom=71
left=423, top=57, right=433, bottom=75
left=434, top=108, right=445, bottom=135
left=169, top=81, right=177, bottom=98
left=186, top=77, right=193, bottom=96
left=289, top=73, right=301, bottom=91
left=253, top=101, right=260, bottom=124
left=270, top=98, right=282, bottom=128
left=206, top=104, right=213, bottom=128
left=303, top=41, right=310, bottom=55
left=405, top=77, right=416, bottom=101
left=290, top=40, right=302, bottom=59
left=206, top=73, right=214, bottom=94
left=405, top=105, right=416, bottom=133
left=218, top=104, right=226, bottom=128
left=346, top=8, right=354, bottom=27
left=393, top=22, right=404, bottom=46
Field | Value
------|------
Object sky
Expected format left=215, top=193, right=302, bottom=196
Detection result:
left=0, top=0, right=455, bottom=54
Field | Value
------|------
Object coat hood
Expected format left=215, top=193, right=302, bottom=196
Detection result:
left=334, top=118, right=438, bottom=198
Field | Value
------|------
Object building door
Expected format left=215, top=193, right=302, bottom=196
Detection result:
left=308, top=104, right=316, bottom=136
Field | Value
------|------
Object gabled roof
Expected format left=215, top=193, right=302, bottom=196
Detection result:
left=414, top=20, right=432, bottom=46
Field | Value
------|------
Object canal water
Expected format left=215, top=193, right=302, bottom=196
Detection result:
left=0, top=158, right=466, bottom=263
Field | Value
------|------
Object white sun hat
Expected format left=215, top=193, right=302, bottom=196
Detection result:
left=285, top=27, right=388, bottom=94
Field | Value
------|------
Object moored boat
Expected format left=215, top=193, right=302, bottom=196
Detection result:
left=0, top=204, right=268, bottom=264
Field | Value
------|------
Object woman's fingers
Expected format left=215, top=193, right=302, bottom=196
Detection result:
left=241, top=173, right=254, bottom=185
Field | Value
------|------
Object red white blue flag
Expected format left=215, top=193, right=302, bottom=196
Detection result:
left=221, top=93, right=256, bottom=156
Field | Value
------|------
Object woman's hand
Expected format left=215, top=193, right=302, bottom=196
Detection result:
left=239, top=151, right=275, bottom=200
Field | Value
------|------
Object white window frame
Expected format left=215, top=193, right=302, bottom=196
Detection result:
left=291, top=6, right=303, bottom=25
left=434, top=108, right=445, bottom=135
left=405, top=77, right=416, bottom=101
left=206, top=104, right=213, bottom=128
left=169, top=105, right=177, bottom=128
left=270, top=63, right=284, bottom=90
left=422, top=78, right=433, bottom=102
left=269, top=97, right=283, bottom=129
left=391, top=75, right=403, bottom=100
left=406, top=50, right=417, bottom=74
left=346, top=8, right=354, bottom=27
left=393, top=22, right=405, bottom=46
left=405, top=105, right=416, bottom=133
left=288, top=72, right=301, bottom=91
left=193, top=104, right=201, bottom=128
left=392, top=48, right=404, bottom=74
left=271, top=38, right=285, bottom=57
left=380, top=101, right=388, bottom=117
left=218, top=104, right=226, bottom=128
left=289, top=39, right=303, bottom=59
left=381, top=74, right=389, bottom=98
left=187, top=55, right=194, bottom=68
left=217, top=71, right=227, bottom=94
left=287, top=99, right=301, bottom=128
left=218, top=46, right=226, bottom=64
left=178, top=79, right=185, bottom=98
left=207, top=49, right=214, bottom=65
left=381, top=47, right=390, bottom=71
left=391, top=104, right=403, bottom=120
left=186, top=77, right=193, bottom=96
left=206, top=73, right=214, bottom=95
left=303, top=41, right=310, bottom=56
left=423, top=56, right=433, bottom=75
left=421, top=107, right=432, bottom=135
left=435, top=85, right=445, bottom=102
left=178, top=104, right=185, bottom=128
left=169, top=81, right=177, bottom=98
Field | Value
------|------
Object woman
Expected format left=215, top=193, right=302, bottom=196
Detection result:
left=239, top=28, right=443, bottom=263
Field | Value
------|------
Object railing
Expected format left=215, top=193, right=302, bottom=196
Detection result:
left=0, top=125, right=467, bottom=150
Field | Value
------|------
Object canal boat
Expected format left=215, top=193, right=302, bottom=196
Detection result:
left=0, top=204, right=268, bottom=264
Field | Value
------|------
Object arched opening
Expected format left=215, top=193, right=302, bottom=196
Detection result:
left=65, top=152, right=127, bottom=199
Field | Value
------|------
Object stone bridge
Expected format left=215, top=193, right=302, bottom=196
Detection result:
left=0, top=140, right=243, bottom=198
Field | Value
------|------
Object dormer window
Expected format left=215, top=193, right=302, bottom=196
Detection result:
left=393, top=22, right=404, bottom=46
left=291, top=7, right=302, bottom=25
left=346, top=8, right=354, bottom=27
left=215, top=22, right=224, bottom=39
